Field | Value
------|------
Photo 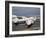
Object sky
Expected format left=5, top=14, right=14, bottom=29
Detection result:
left=12, top=7, right=40, bottom=16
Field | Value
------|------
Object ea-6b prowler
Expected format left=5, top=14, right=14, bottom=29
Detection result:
left=12, top=15, right=38, bottom=28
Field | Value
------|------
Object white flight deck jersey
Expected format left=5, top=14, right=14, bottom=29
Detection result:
left=26, top=20, right=32, bottom=25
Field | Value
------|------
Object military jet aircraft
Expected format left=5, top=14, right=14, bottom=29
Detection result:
left=12, top=15, right=37, bottom=28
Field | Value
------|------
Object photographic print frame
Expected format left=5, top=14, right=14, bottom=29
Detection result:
left=5, top=1, right=45, bottom=37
